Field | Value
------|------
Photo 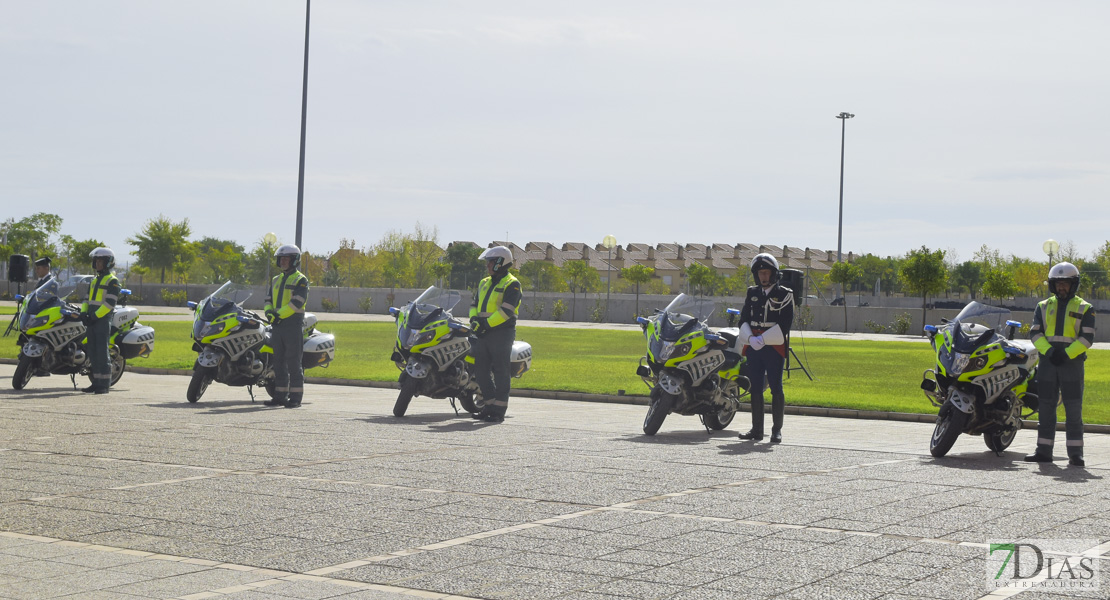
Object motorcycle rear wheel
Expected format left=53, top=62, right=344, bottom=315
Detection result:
left=458, top=390, right=481, bottom=414
left=643, top=388, right=675, bottom=436
left=393, top=373, right=418, bottom=417
left=187, top=367, right=213, bottom=403
left=985, top=425, right=1019, bottom=452
left=87, top=350, right=125, bottom=388
left=703, top=403, right=737, bottom=430
left=12, top=357, right=34, bottom=390
left=929, top=406, right=969, bottom=457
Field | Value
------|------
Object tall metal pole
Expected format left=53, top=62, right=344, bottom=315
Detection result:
left=295, top=0, right=311, bottom=248
left=836, top=112, right=854, bottom=264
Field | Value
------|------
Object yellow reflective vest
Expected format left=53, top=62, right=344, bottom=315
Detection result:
left=469, top=272, right=522, bottom=329
left=81, top=272, right=121, bottom=320
left=265, top=270, right=309, bottom=319
left=1030, top=295, right=1096, bottom=360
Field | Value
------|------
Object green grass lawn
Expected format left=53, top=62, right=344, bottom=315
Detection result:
left=2, top=320, right=1106, bottom=424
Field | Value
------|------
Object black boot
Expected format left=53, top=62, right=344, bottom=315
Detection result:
left=770, top=431, right=782, bottom=443
left=94, top=387, right=109, bottom=395
left=81, top=385, right=99, bottom=393
left=1024, top=452, right=1053, bottom=463
left=284, top=393, right=302, bottom=408
left=1069, top=456, right=1085, bottom=467
left=738, top=430, right=763, bottom=441
left=264, top=395, right=287, bottom=407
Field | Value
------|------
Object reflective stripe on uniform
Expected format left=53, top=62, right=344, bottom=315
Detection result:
left=1037, top=438, right=1054, bottom=446
left=1066, top=439, right=1083, bottom=446
left=487, top=400, right=509, bottom=407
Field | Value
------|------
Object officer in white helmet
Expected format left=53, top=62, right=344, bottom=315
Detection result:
left=80, top=248, right=121, bottom=394
left=468, top=245, right=523, bottom=423
left=264, top=244, right=310, bottom=408
left=736, top=253, right=794, bottom=443
left=1025, top=262, right=1096, bottom=467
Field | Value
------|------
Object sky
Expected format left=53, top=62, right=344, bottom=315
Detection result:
left=3, top=1, right=1109, bottom=267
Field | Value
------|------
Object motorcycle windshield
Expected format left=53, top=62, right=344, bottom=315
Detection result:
left=947, top=301, right=1009, bottom=351
left=658, top=294, right=715, bottom=341
left=199, top=282, right=252, bottom=321
left=405, top=286, right=461, bottom=330
left=20, top=276, right=91, bottom=330
left=411, top=286, right=461, bottom=313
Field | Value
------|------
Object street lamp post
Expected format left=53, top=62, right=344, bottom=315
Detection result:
left=1043, top=239, right=1059, bottom=265
left=295, top=0, right=311, bottom=248
left=602, top=235, right=617, bottom=321
left=836, top=111, right=854, bottom=301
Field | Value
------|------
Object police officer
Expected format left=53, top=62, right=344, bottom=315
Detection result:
left=468, top=246, right=522, bottom=423
left=81, top=248, right=121, bottom=394
left=737, top=253, right=794, bottom=443
left=263, top=244, right=310, bottom=408
left=33, top=257, right=54, bottom=289
left=1025, top=262, right=1095, bottom=467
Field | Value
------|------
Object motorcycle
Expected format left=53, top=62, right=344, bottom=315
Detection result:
left=635, top=294, right=749, bottom=435
left=12, top=276, right=155, bottom=390
left=921, top=301, right=1039, bottom=457
left=389, top=286, right=533, bottom=417
left=185, top=281, right=336, bottom=403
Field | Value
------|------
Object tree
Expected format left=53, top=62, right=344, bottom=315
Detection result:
left=245, top=236, right=282, bottom=284
left=519, top=260, right=564, bottom=294
left=621, top=264, right=655, bottom=317
left=58, top=235, right=106, bottom=273
left=429, top=262, right=452, bottom=287
left=126, top=215, right=194, bottom=283
left=196, top=237, right=245, bottom=283
left=407, top=222, right=443, bottom=288
left=684, top=263, right=717, bottom=297
left=444, top=244, right=484, bottom=290
left=561, top=260, right=600, bottom=321
left=981, top=269, right=1018, bottom=304
left=0, top=213, right=63, bottom=258
left=951, top=261, right=983, bottom=299
left=826, top=262, right=861, bottom=332
left=375, top=230, right=412, bottom=292
left=900, top=246, right=948, bottom=333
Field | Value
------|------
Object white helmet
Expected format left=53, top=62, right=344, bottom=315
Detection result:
left=275, top=244, right=301, bottom=270
left=750, top=253, right=780, bottom=284
left=479, top=245, right=513, bottom=272
left=1048, top=261, right=1080, bottom=300
left=89, top=247, right=115, bottom=271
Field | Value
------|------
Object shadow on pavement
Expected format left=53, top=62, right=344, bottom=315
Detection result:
left=928, top=452, right=1027, bottom=471
left=621, top=430, right=734, bottom=445
left=1036, top=462, right=1103, bottom=483
left=148, top=400, right=275, bottom=414
left=717, top=441, right=778, bottom=456
left=362, top=413, right=466, bottom=426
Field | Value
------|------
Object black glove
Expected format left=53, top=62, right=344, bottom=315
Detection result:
left=469, top=317, right=487, bottom=335
left=80, top=313, right=93, bottom=326
left=1048, top=347, right=1067, bottom=366
left=265, top=309, right=278, bottom=323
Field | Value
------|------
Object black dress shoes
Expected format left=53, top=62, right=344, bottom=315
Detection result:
left=770, top=431, right=782, bottom=443
left=1023, top=452, right=1052, bottom=463
left=738, top=430, right=763, bottom=441
left=1069, top=456, right=1085, bottom=467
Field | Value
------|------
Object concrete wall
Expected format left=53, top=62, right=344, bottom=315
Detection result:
left=9, top=280, right=1106, bottom=342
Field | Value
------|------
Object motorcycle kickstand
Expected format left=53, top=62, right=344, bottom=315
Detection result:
left=247, top=385, right=256, bottom=402
left=448, top=397, right=460, bottom=416
left=70, top=373, right=77, bottom=389
left=698, top=415, right=711, bottom=435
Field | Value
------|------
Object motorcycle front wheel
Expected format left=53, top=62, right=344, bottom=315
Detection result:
left=12, top=356, right=34, bottom=390
left=393, top=373, right=418, bottom=417
left=929, top=406, right=969, bottom=457
left=187, top=366, right=214, bottom=403
left=457, top=390, right=482, bottom=414
left=643, top=388, right=675, bottom=436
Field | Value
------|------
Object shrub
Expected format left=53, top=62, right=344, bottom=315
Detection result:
left=589, top=298, right=605, bottom=323
left=890, top=312, right=913, bottom=335
left=525, top=301, right=544, bottom=320
left=358, top=296, right=374, bottom=313
left=863, top=320, right=887, bottom=334
left=320, top=296, right=338, bottom=313
left=795, top=306, right=814, bottom=330
left=160, top=288, right=187, bottom=306
left=551, top=299, right=567, bottom=321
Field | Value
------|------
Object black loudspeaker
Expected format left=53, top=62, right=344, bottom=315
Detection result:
left=779, top=268, right=803, bottom=296
left=7, top=255, right=29, bottom=283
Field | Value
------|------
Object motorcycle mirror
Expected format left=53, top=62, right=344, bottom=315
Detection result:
left=636, top=317, right=649, bottom=325
left=940, top=318, right=949, bottom=324
left=1005, top=320, right=1021, bottom=328
left=14, top=294, right=23, bottom=301
left=726, top=308, right=740, bottom=315
left=120, top=289, right=132, bottom=295
left=187, top=301, right=198, bottom=309
left=923, top=325, right=938, bottom=334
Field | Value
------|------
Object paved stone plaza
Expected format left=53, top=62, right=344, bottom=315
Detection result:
left=0, top=366, right=1107, bottom=600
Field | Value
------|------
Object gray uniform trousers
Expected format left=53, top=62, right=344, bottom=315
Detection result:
left=88, top=316, right=112, bottom=389
left=473, top=325, right=514, bottom=418
left=1036, top=358, right=1085, bottom=458
left=271, top=315, right=304, bottom=402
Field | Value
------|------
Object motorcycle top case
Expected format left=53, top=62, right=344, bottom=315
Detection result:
left=302, top=332, right=336, bottom=369
left=510, top=341, right=532, bottom=377
left=111, top=307, right=140, bottom=329
left=120, top=325, right=155, bottom=359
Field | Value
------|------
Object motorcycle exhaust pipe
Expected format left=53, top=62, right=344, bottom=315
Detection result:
left=249, top=360, right=264, bottom=375
left=72, top=349, right=86, bottom=363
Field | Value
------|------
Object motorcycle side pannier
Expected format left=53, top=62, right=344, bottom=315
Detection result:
left=302, top=332, right=336, bottom=369
left=120, top=325, right=156, bottom=359
left=510, top=341, right=532, bottom=377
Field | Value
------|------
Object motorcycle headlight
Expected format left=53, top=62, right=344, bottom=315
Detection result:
left=415, top=328, right=435, bottom=346
left=966, top=355, right=988, bottom=373
left=673, top=343, right=691, bottom=359
left=199, top=323, right=225, bottom=338
left=26, top=315, right=49, bottom=330
left=951, top=353, right=970, bottom=375
left=659, top=342, right=676, bottom=360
